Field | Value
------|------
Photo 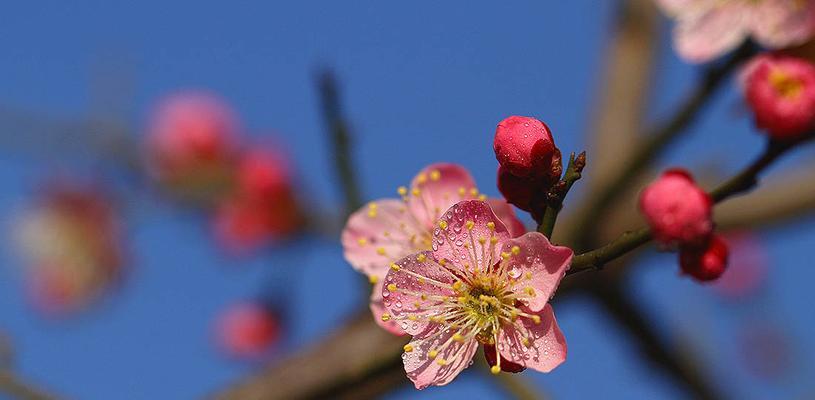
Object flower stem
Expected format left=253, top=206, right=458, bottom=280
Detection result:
left=568, top=137, right=807, bottom=275
left=0, top=371, right=57, bottom=400
left=537, top=151, right=586, bottom=238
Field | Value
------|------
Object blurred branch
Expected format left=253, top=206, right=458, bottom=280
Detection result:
left=570, top=41, right=757, bottom=250
left=0, top=371, right=58, bottom=400
left=0, top=332, right=11, bottom=369
left=212, top=311, right=408, bottom=400
left=582, top=0, right=658, bottom=193
left=317, top=70, right=364, bottom=217
left=591, top=283, right=724, bottom=400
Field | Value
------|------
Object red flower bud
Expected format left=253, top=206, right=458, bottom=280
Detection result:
left=496, top=166, right=536, bottom=212
left=493, top=116, right=557, bottom=178
left=639, top=169, right=713, bottom=246
left=679, top=235, right=729, bottom=282
left=215, top=303, right=280, bottom=359
left=743, top=54, right=815, bottom=139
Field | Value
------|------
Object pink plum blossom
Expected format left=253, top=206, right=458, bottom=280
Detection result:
left=341, top=164, right=526, bottom=335
left=656, top=0, right=815, bottom=63
left=742, top=53, right=815, bottom=138
left=215, top=303, right=280, bottom=359
left=379, top=200, right=572, bottom=388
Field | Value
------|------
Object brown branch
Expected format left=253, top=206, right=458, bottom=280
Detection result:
left=0, top=371, right=58, bottom=400
left=570, top=41, right=757, bottom=250
left=212, top=311, right=408, bottom=400
left=568, top=138, right=807, bottom=275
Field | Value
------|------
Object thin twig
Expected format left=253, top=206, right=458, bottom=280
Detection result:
left=317, top=70, right=364, bottom=217
left=538, top=152, right=586, bottom=238
left=571, top=42, right=757, bottom=250
left=568, top=137, right=807, bottom=275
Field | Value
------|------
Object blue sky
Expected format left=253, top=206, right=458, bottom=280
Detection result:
left=1, top=1, right=814, bottom=399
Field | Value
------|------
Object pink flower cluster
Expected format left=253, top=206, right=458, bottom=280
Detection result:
left=656, top=0, right=815, bottom=63
left=15, top=183, right=124, bottom=316
left=639, top=169, right=729, bottom=281
left=146, top=91, right=302, bottom=253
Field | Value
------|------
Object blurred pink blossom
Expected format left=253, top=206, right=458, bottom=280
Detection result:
left=215, top=303, right=280, bottom=359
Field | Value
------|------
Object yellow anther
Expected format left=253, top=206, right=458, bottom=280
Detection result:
left=490, top=236, right=499, bottom=244
left=486, top=222, right=495, bottom=231
left=387, top=284, right=397, bottom=292
left=357, top=238, right=368, bottom=246
left=407, top=315, right=418, bottom=321
left=511, top=246, right=521, bottom=255
left=469, top=188, right=479, bottom=196
left=417, top=173, right=428, bottom=184
left=376, top=247, right=386, bottom=256
left=417, top=277, right=425, bottom=284
left=525, top=287, right=536, bottom=297
left=510, top=310, right=519, bottom=321
left=478, top=236, right=486, bottom=244
left=458, top=187, right=466, bottom=196
left=397, top=186, right=408, bottom=196
left=452, top=281, right=463, bottom=291
left=381, top=313, right=391, bottom=322
left=439, top=220, right=449, bottom=230
left=436, top=358, right=447, bottom=366
left=532, top=315, right=541, bottom=324
left=478, top=194, right=487, bottom=201
left=420, top=294, right=428, bottom=301
left=412, top=187, right=421, bottom=196
left=452, top=333, right=465, bottom=342
left=403, top=344, right=414, bottom=352
left=413, top=301, right=421, bottom=308
left=369, top=275, right=379, bottom=284
left=465, top=221, right=475, bottom=230
left=522, top=337, right=531, bottom=348
left=383, top=231, right=391, bottom=237
left=369, top=202, right=378, bottom=209
left=501, top=252, right=510, bottom=260
left=428, top=350, right=438, bottom=359
left=390, top=263, right=400, bottom=271
left=430, top=316, right=443, bottom=323
left=457, top=296, right=468, bottom=303
left=490, top=365, right=501, bottom=375
left=368, top=209, right=377, bottom=218
left=525, top=271, right=533, bottom=280
left=439, top=259, right=448, bottom=266
left=430, top=170, right=441, bottom=181
left=417, top=253, right=427, bottom=262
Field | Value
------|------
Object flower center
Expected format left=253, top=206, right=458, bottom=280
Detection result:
left=769, top=69, right=804, bottom=99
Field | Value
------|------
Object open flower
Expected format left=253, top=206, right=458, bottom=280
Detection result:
left=342, top=164, right=525, bottom=335
left=656, top=0, right=815, bottom=63
left=380, top=200, right=572, bottom=388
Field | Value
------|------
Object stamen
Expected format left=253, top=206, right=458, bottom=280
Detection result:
left=403, top=344, right=414, bottom=352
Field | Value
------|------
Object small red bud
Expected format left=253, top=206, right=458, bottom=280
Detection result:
left=493, top=116, right=558, bottom=178
left=639, top=169, right=713, bottom=246
left=497, top=166, right=537, bottom=212
left=679, top=235, right=729, bottom=282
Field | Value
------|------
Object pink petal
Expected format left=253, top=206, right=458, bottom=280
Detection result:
left=369, top=279, right=406, bottom=336
left=382, top=251, right=457, bottom=335
left=487, top=198, right=527, bottom=238
left=673, top=3, right=750, bottom=63
left=341, top=199, right=429, bottom=278
left=750, top=0, right=815, bottom=49
left=502, top=232, right=573, bottom=312
left=497, top=304, right=567, bottom=373
left=431, top=200, right=511, bottom=275
left=402, top=326, right=479, bottom=389
left=655, top=0, right=710, bottom=16
left=406, top=163, right=479, bottom=230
